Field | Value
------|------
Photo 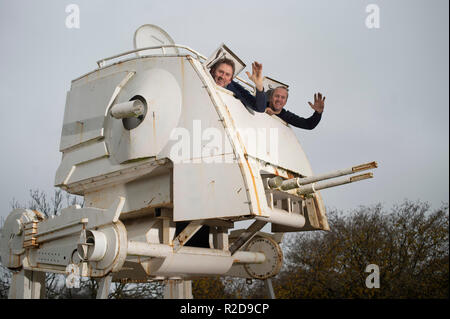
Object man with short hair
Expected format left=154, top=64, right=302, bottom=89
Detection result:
left=209, top=58, right=266, bottom=112
left=265, top=86, right=325, bottom=129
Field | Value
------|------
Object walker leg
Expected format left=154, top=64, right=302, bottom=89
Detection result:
left=164, top=280, right=193, bottom=299
left=264, top=278, right=276, bottom=299
left=9, top=269, right=46, bottom=299
left=96, top=274, right=112, bottom=299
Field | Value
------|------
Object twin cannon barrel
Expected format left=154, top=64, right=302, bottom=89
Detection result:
left=267, top=161, right=378, bottom=195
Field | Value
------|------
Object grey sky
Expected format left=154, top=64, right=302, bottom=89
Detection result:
left=0, top=0, right=448, bottom=221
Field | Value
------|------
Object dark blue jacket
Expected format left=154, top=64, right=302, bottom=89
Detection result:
left=226, top=81, right=266, bottom=113
left=276, top=109, right=322, bottom=130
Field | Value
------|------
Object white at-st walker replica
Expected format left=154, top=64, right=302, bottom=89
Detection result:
left=0, top=25, right=377, bottom=299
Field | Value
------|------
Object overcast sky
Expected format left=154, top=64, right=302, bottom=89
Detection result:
left=0, top=0, right=448, bottom=222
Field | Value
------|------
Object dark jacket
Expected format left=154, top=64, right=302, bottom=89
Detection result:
left=276, top=108, right=322, bottom=130
left=226, top=81, right=266, bottom=113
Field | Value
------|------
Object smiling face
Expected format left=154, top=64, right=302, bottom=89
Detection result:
left=212, top=63, right=234, bottom=87
left=270, top=87, right=288, bottom=112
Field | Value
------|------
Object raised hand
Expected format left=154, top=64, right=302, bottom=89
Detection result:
left=308, top=92, right=325, bottom=114
left=265, top=107, right=276, bottom=115
left=246, top=61, right=264, bottom=92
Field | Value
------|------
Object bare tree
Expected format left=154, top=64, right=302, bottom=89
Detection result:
left=193, top=201, right=448, bottom=299
left=272, top=200, right=449, bottom=299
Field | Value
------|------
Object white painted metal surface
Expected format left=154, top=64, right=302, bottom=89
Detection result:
left=243, top=236, right=283, bottom=279
left=226, top=233, right=284, bottom=279
left=8, top=269, right=45, bottom=299
left=256, top=208, right=306, bottom=228
left=134, top=24, right=179, bottom=56
left=110, top=100, right=144, bottom=119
